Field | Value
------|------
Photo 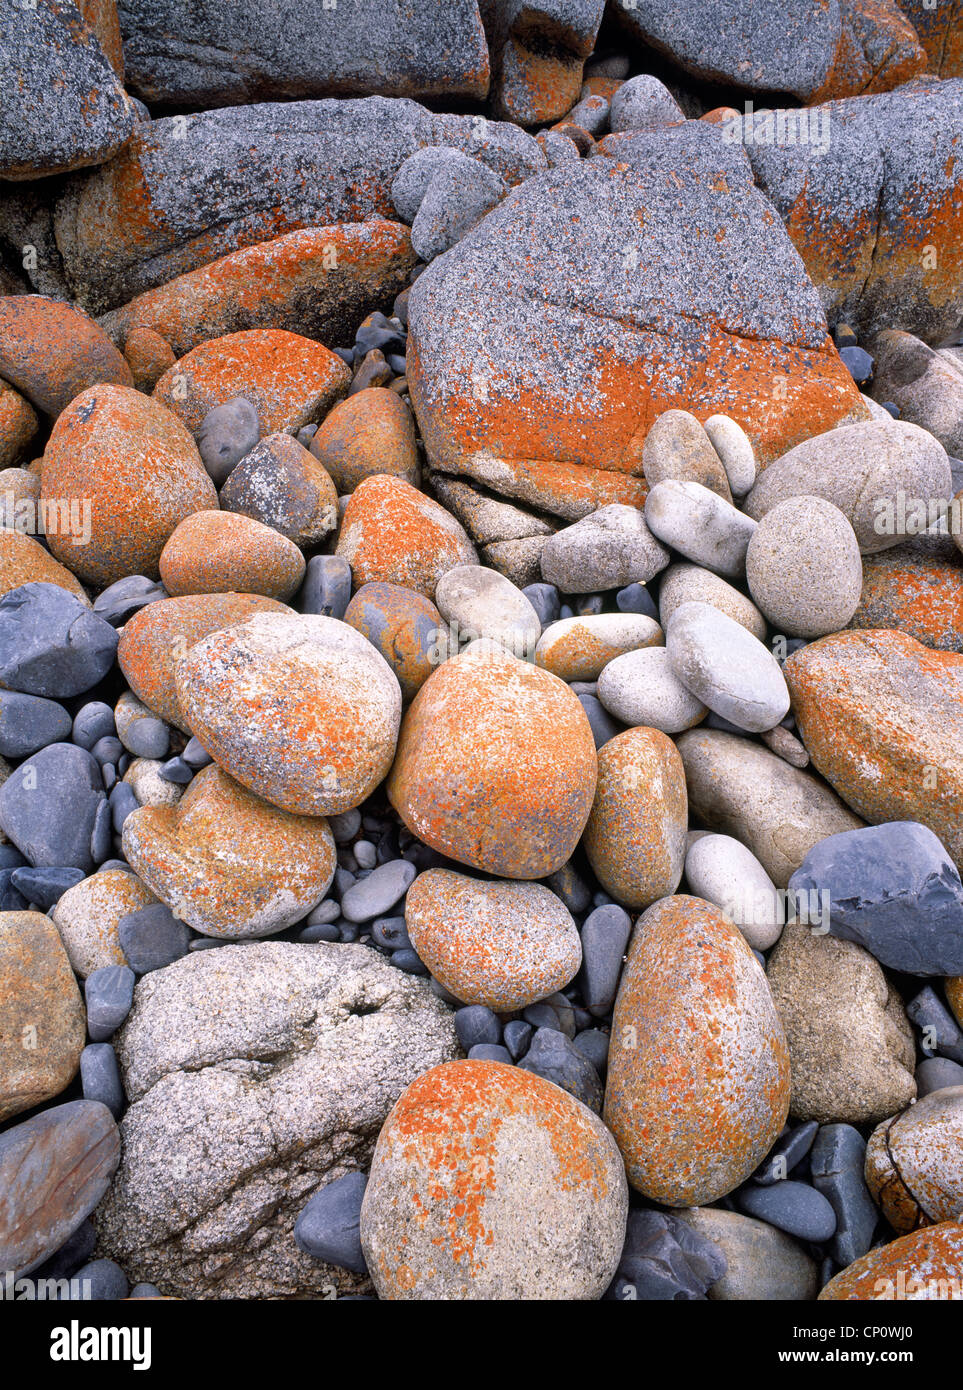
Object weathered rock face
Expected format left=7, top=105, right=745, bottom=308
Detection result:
left=745, top=79, right=963, bottom=346
left=94, top=942, right=460, bottom=1299
left=865, top=1087, right=963, bottom=1233
left=819, top=1221, right=963, bottom=1299
left=609, top=0, right=925, bottom=102
left=408, top=122, right=864, bottom=525
left=849, top=533, right=963, bottom=653
left=900, top=0, right=963, bottom=77
left=99, top=223, right=416, bottom=358
left=480, top=0, right=605, bottom=124
left=116, top=0, right=490, bottom=107
left=50, top=98, right=545, bottom=314
left=0, top=0, right=135, bottom=180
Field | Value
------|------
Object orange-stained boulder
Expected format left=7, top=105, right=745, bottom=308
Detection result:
left=901, top=0, right=963, bottom=76
left=175, top=612, right=402, bottom=816
left=604, top=895, right=790, bottom=1206
left=360, top=1060, right=627, bottom=1300
left=343, top=582, right=442, bottom=701
left=337, top=475, right=477, bottom=596
left=583, top=726, right=687, bottom=909
left=482, top=0, right=605, bottom=124
left=310, top=388, right=419, bottom=493
left=122, top=765, right=336, bottom=938
left=387, top=644, right=597, bottom=878
left=0, top=295, right=132, bottom=418
left=0, top=530, right=90, bottom=604
left=849, top=534, right=963, bottom=651
left=948, top=975, right=963, bottom=1026
left=117, top=593, right=290, bottom=731
left=41, top=385, right=217, bottom=586
left=0, top=381, right=39, bottom=467
left=122, top=326, right=175, bottom=392
left=159, top=511, right=305, bottom=601
left=819, top=1222, right=963, bottom=1299
left=409, top=123, right=866, bottom=520
left=152, top=329, right=351, bottom=434
left=786, top=630, right=963, bottom=871
left=100, top=223, right=415, bottom=358
left=865, top=1087, right=963, bottom=1233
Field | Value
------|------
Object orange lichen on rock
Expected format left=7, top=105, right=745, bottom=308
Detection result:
left=336, top=475, right=477, bottom=596
left=819, top=1221, right=963, bottom=1299
left=0, top=295, right=133, bottom=419
left=159, top=511, right=305, bottom=601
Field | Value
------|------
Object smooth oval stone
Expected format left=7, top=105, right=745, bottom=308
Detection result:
left=80, top=1043, right=125, bottom=1118
left=343, top=581, right=442, bottom=702
left=72, top=1257, right=130, bottom=1301
left=596, top=645, right=706, bottom=733
left=360, top=1060, right=628, bottom=1300
left=194, top=396, right=260, bottom=487
left=0, top=691, right=72, bottom=758
left=676, top=1207, right=817, bottom=1301
left=435, top=564, right=541, bottom=661
left=85, top=965, right=136, bottom=1043
left=918, top=1057, right=963, bottom=1095
left=615, top=582, right=658, bottom=620
left=294, top=1172, right=368, bottom=1276
left=535, top=612, right=663, bottom=682
left=644, top=479, right=756, bottom=578
left=677, top=728, right=863, bottom=888
left=341, top=859, right=416, bottom=924
left=736, top=1180, right=837, bottom=1242
left=685, top=833, right=783, bottom=951
left=752, top=1120, right=819, bottom=1184
left=703, top=414, right=756, bottom=497
left=72, top=702, right=116, bottom=750
left=0, top=583, right=118, bottom=698
left=0, top=743, right=106, bottom=871
left=865, top=1086, right=963, bottom=1232
left=604, top=895, right=790, bottom=1206
left=642, top=409, right=732, bottom=499
left=819, top=1222, right=963, bottom=1300
left=579, top=903, right=633, bottom=1017
left=454, top=1005, right=502, bottom=1050
left=539, top=504, right=669, bottom=594
left=0, top=1100, right=120, bottom=1277
left=667, top=601, right=790, bottom=733
left=810, top=1123, right=878, bottom=1268
left=789, top=821, right=963, bottom=976
left=583, top=726, right=687, bottom=910
left=659, top=561, right=767, bottom=640
left=522, top=581, right=560, bottom=628
left=9, top=866, right=85, bottom=911
left=746, top=496, right=862, bottom=639
left=405, top=868, right=581, bottom=1011
left=298, top=554, right=353, bottom=619
left=118, top=902, right=192, bottom=973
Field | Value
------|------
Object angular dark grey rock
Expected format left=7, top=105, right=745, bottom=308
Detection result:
left=789, top=821, right=963, bottom=975
left=752, top=1120, right=819, bottom=1185
left=117, top=0, right=490, bottom=107
left=810, top=1123, right=878, bottom=1267
left=94, top=942, right=458, bottom=1298
left=92, top=576, right=167, bottom=627
left=0, top=584, right=118, bottom=699
left=0, top=691, right=72, bottom=758
left=0, top=0, right=134, bottom=180
left=604, top=1207, right=727, bottom=1301
left=906, top=986, right=963, bottom=1065
left=0, top=742, right=106, bottom=871
left=516, top=1025, right=603, bottom=1111
left=294, top=1171, right=369, bottom=1276
left=118, top=903, right=192, bottom=974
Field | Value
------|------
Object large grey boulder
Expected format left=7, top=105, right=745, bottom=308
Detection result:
left=407, top=121, right=865, bottom=525
left=0, top=0, right=134, bottom=180
left=608, top=0, right=924, bottom=102
left=745, top=79, right=963, bottom=345
left=50, top=97, right=546, bottom=314
left=94, top=942, right=460, bottom=1299
left=116, top=0, right=490, bottom=107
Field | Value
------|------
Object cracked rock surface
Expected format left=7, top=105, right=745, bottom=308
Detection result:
left=94, top=942, right=460, bottom=1298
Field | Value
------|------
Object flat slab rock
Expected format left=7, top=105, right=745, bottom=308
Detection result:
left=94, top=942, right=459, bottom=1299
left=117, top=0, right=490, bottom=107
left=408, top=120, right=865, bottom=523
left=52, top=96, right=545, bottom=314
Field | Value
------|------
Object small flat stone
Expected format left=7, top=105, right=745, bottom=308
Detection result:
left=341, top=859, right=416, bottom=924
left=645, top=480, right=756, bottom=578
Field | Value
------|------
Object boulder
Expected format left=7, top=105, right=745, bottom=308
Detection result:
left=0, top=295, right=132, bottom=418
left=480, top=0, right=606, bottom=124
left=865, top=1087, right=963, bottom=1232
left=94, top=942, right=459, bottom=1298
left=408, top=122, right=864, bottom=525
left=819, top=1222, right=963, bottom=1300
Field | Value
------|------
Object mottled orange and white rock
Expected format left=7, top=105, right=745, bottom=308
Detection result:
left=408, top=122, right=865, bottom=522
left=583, top=726, right=687, bottom=910
left=948, top=976, right=963, bottom=1026
left=41, top=385, right=218, bottom=586
left=122, top=765, right=336, bottom=938
left=901, top=0, right=963, bottom=76
left=819, top=1221, right=963, bottom=1300
left=100, top=223, right=416, bottom=358
left=604, top=895, right=790, bottom=1206
left=481, top=0, right=605, bottom=125
left=117, top=593, right=290, bottom=732
left=219, top=434, right=338, bottom=550
left=405, top=869, right=582, bottom=1011
left=0, top=381, right=39, bottom=467
left=849, top=534, right=963, bottom=652
left=0, top=911, right=85, bottom=1122
left=159, top=511, right=305, bottom=601
left=152, top=329, right=351, bottom=434
left=360, top=1060, right=627, bottom=1300
left=0, top=295, right=132, bottom=418
left=0, top=530, right=90, bottom=605
left=343, top=582, right=442, bottom=702
left=865, top=1087, right=963, bottom=1233
left=534, top=613, right=663, bottom=683
left=786, top=630, right=963, bottom=872
left=51, top=868, right=157, bottom=978
left=337, top=475, right=477, bottom=597
left=388, top=645, right=597, bottom=878
left=176, top=611, right=402, bottom=816
left=310, top=387, right=420, bottom=493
